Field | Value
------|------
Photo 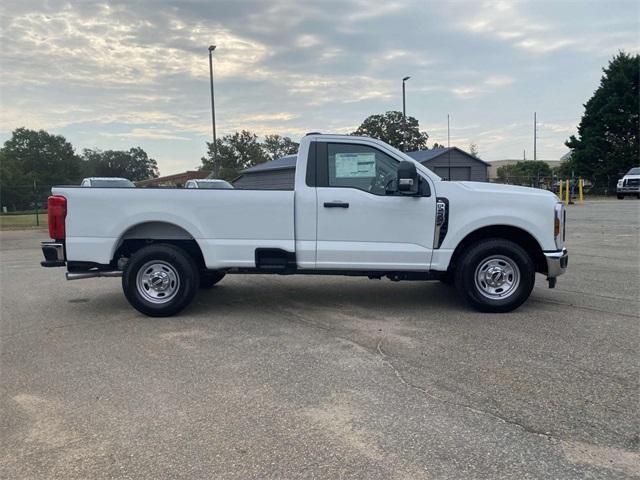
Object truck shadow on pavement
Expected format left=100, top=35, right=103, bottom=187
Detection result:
left=185, top=276, right=538, bottom=322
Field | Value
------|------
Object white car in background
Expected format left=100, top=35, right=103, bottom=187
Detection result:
left=81, top=177, right=135, bottom=188
left=184, top=179, right=234, bottom=189
left=616, top=167, right=640, bottom=199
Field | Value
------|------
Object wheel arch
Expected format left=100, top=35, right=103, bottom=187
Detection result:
left=449, top=225, right=547, bottom=275
left=111, top=221, right=206, bottom=270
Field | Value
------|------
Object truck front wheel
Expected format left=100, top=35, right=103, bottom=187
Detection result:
left=122, top=244, right=199, bottom=317
left=454, top=238, right=535, bottom=313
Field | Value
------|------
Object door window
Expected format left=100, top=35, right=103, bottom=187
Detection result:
left=326, top=143, right=399, bottom=195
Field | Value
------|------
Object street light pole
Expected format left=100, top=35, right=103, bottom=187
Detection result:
left=402, top=76, right=410, bottom=152
left=402, top=76, right=410, bottom=118
left=208, top=45, right=218, bottom=170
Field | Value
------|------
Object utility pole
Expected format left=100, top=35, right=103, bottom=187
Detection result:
left=208, top=45, right=218, bottom=171
left=447, top=114, right=451, bottom=180
left=523, top=149, right=526, bottom=161
left=533, top=112, right=537, bottom=162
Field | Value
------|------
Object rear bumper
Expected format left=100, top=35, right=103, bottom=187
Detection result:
left=41, top=241, right=65, bottom=267
left=544, top=248, right=568, bottom=278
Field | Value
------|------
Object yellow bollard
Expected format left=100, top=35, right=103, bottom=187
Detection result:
left=578, top=178, right=584, bottom=203
left=559, top=179, right=563, bottom=201
left=565, top=179, right=570, bottom=205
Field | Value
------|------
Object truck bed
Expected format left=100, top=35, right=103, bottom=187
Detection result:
left=53, top=187, right=295, bottom=269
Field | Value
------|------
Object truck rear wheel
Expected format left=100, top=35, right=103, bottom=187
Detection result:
left=122, top=244, right=199, bottom=317
left=454, top=238, right=535, bottom=313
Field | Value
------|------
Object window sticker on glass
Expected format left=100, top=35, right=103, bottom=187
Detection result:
left=335, top=153, right=376, bottom=178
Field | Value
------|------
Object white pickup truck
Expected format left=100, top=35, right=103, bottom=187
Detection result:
left=41, top=134, right=568, bottom=316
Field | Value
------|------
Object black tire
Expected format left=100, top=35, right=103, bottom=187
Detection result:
left=122, top=244, right=199, bottom=317
left=200, top=271, right=225, bottom=289
left=439, top=271, right=455, bottom=286
left=617, top=194, right=624, bottom=199
left=454, top=238, right=535, bottom=313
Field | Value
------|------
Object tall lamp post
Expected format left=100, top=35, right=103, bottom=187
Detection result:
left=208, top=45, right=218, bottom=169
left=402, top=76, right=410, bottom=118
left=402, top=76, right=411, bottom=151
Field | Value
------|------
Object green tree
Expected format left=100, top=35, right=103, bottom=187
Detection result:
left=201, top=130, right=267, bottom=180
left=82, top=147, right=159, bottom=181
left=0, top=128, right=83, bottom=210
left=497, top=161, right=553, bottom=186
left=565, top=52, right=639, bottom=192
left=262, top=134, right=299, bottom=161
left=353, top=111, right=429, bottom=151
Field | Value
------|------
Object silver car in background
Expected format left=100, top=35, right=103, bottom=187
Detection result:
left=184, top=179, right=234, bottom=189
left=81, top=177, right=135, bottom=188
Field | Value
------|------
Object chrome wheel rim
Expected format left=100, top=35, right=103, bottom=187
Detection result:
left=136, top=261, right=180, bottom=304
left=474, top=255, right=520, bottom=300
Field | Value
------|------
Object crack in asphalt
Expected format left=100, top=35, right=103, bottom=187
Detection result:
left=277, top=305, right=378, bottom=356
left=376, top=338, right=558, bottom=443
left=278, top=303, right=561, bottom=444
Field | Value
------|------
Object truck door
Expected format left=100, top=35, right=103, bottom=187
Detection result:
left=314, top=141, right=436, bottom=271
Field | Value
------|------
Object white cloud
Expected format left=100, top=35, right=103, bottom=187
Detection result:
left=456, top=0, right=636, bottom=56
left=1, top=8, right=269, bottom=87
left=344, top=1, right=406, bottom=23
left=100, top=128, right=191, bottom=141
left=484, top=75, right=515, bottom=87
left=295, top=34, right=321, bottom=48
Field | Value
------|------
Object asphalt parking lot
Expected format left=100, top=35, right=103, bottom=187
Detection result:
left=1, top=200, right=638, bottom=479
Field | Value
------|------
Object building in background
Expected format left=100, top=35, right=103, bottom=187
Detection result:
left=135, top=170, right=211, bottom=188
left=233, top=147, right=488, bottom=189
left=406, top=147, right=489, bottom=182
left=233, top=155, right=297, bottom=189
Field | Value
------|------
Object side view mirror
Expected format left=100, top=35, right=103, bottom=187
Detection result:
left=397, top=161, right=419, bottom=195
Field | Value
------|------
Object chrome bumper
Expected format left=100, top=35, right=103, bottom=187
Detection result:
left=545, top=248, right=568, bottom=279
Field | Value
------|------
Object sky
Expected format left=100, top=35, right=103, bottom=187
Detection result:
left=1, top=0, right=638, bottom=175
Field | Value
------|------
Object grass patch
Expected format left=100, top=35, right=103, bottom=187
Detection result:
left=0, top=214, right=48, bottom=230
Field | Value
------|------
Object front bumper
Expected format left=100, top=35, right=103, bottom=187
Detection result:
left=41, top=241, right=65, bottom=267
left=544, top=248, right=568, bottom=279
left=617, top=186, right=640, bottom=193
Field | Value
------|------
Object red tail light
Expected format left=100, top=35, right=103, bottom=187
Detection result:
left=48, top=195, right=67, bottom=240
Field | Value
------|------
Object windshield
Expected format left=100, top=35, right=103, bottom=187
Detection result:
left=197, top=181, right=233, bottom=189
left=626, top=167, right=640, bottom=176
left=91, top=179, right=134, bottom=188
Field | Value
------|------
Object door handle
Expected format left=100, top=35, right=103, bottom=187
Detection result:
left=323, top=201, right=349, bottom=208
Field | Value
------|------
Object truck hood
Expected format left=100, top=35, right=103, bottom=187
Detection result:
left=452, top=181, right=558, bottom=199
left=622, top=175, right=640, bottom=181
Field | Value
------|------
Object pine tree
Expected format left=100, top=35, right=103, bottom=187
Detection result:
left=565, top=52, right=639, bottom=192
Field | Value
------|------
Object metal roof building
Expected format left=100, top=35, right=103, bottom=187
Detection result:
left=406, top=147, right=489, bottom=182
left=233, top=155, right=297, bottom=190
left=232, top=147, right=488, bottom=190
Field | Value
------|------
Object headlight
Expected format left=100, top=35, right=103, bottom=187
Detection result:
left=617, top=180, right=624, bottom=187
left=554, top=203, right=565, bottom=249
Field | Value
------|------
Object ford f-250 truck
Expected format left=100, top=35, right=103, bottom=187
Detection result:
left=41, top=134, right=568, bottom=317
